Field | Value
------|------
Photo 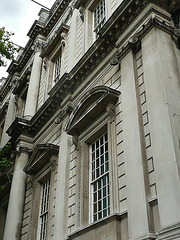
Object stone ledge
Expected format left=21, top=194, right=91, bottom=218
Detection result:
left=67, top=212, right=127, bottom=240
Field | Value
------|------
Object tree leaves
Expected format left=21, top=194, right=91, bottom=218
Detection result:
left=0, top=27, right=18, bottom=67
left=0, top=142, right=12, bottom=171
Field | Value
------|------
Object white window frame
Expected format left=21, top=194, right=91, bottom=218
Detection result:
left=37, top=178, right=51, bottom=240
left=93, top=0, right=106, bottom=35
left=53, top=54, right=61, bottom=83
left=90, top=132, right=110, bottom=222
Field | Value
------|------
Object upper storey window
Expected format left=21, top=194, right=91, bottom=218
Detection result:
left=94, top=0, right=106, bottom=35
left=53, top=55, right=61, bottom=83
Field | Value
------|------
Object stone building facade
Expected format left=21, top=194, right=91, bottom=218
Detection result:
left=0, top=0, right=180, bottom=239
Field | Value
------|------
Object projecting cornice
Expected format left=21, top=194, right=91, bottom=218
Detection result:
left=24, top=143, right=59, bottom=175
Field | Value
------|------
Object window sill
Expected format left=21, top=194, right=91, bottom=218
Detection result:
left=67, top=212, right=127, bottom=240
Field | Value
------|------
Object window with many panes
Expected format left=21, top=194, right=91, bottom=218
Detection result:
left=53, top=55, right=61, bottom=83
left=91, top=132, right=110, bottom=222
left=94, top=0, right=106, bottom=35
left=39, top=179, right=50, bottom=240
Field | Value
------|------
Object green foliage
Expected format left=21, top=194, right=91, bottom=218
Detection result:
left=0, top=27, right=18, bottom=67
left=0, top=185, right=5, bottom=191
left=0, top=142, right=13, bottom=171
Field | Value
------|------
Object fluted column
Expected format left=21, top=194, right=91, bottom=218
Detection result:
left=3, top=146, right=31, bottom=240
left=24, top=38, right=44, bottom=119
left=0, top=93, right=15, bottom=148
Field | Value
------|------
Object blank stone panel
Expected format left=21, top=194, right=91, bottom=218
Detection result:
left=137, top=65, right=143, bottom=77
left=120, top=199, right=128, bottom=212
left=117, top=162, right=125, bottom=177
left=136, top=56, right=142, bottom=68
left=145, top=133, right=151, bottom=148
left=149, top=171, right=156, bottom=186
left=138, top=73, right=144, bottom=86
left=118, top=174, right=126, bottom=189
left=150, top=184, right=157, bottom=199
left=140, top=91, right=146, bottom=105
left=148, top=157, right=154, bottom=173
left=142, top=111, right=149, bottom=126
left=119, top=186, right=127, bottom=201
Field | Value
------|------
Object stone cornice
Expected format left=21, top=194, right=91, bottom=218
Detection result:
left=7, top=39, right=34, bottom=75
left=0, top=76, right=12, bottom=102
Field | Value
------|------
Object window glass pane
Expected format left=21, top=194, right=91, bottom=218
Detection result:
left=91, top=133, right=110, bottom=222
left=39, top=179, right=50, bottom=240
left=94, top=0, right=106, bottom=34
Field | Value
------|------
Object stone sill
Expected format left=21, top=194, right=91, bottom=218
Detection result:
left=67, top=212, right=127, bottom=239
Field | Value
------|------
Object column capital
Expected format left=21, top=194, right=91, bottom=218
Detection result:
left=32, top=39, right=45, bottom=52
left=16, top=144, right=31, bottom=155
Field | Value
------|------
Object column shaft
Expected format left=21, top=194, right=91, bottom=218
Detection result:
left=3, top=151, right=29, bottom=240
left=24, top=50, right=42, bottom=119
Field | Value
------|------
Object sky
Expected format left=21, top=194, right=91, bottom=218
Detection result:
left=0, top=0, right=55, bottom=78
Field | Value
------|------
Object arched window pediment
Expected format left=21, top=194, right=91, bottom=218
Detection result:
left=65, top=86, right=120, bottom=136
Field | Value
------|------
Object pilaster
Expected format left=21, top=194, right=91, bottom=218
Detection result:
left=121, top=50, right=154, bottom=240
left=53, top=116, right=71, bottom=239
left=142, top=27, right=180, bottom=237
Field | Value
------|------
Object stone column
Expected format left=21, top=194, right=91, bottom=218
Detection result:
left=121, top=51, right=154, bottom=240
left=24, top=38, right=43, bottom=120
left=53, top=116, right=71, bottom=239
left=142, top=28, right=180, bottom=237
left=3, top=146, right=30, bottom=240
left=0, top=93, right=15, bottom=148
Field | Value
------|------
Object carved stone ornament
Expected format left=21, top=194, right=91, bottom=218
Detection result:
left=110, top=56, right=119, bottom=66
left=50, top=156, right=57, bottom=170
left=79, top=6, right=84, bottom=21
left=43, top=58, right=48, bottom=70
left=106, top=103, right=116, bottom=118
left=32, top=39, right=45, bottom=52
left=28, top=175, right=35, bottom=188
left=72, top=134, right=80, bottom=150
left=61, top=32, right=67, bottom=47
left=16, top=145, right=31, bottom=155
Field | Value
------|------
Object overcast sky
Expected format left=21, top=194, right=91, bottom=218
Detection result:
left=0, top=0, right=55, bottom=78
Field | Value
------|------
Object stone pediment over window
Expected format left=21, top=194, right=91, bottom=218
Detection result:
left=65, top=86, right=120, bottom=136
left=24, top=143, right=59, bottom=175
left=41, top=23, right=70, bottom=58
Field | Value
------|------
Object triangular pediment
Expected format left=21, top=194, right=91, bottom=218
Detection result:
left=24, top=143, right=59, bottom=175
left=66, top=86, right=120, bottom=136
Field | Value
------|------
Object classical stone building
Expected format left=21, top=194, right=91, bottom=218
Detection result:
left=0, top=0, right=180, bottom=239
